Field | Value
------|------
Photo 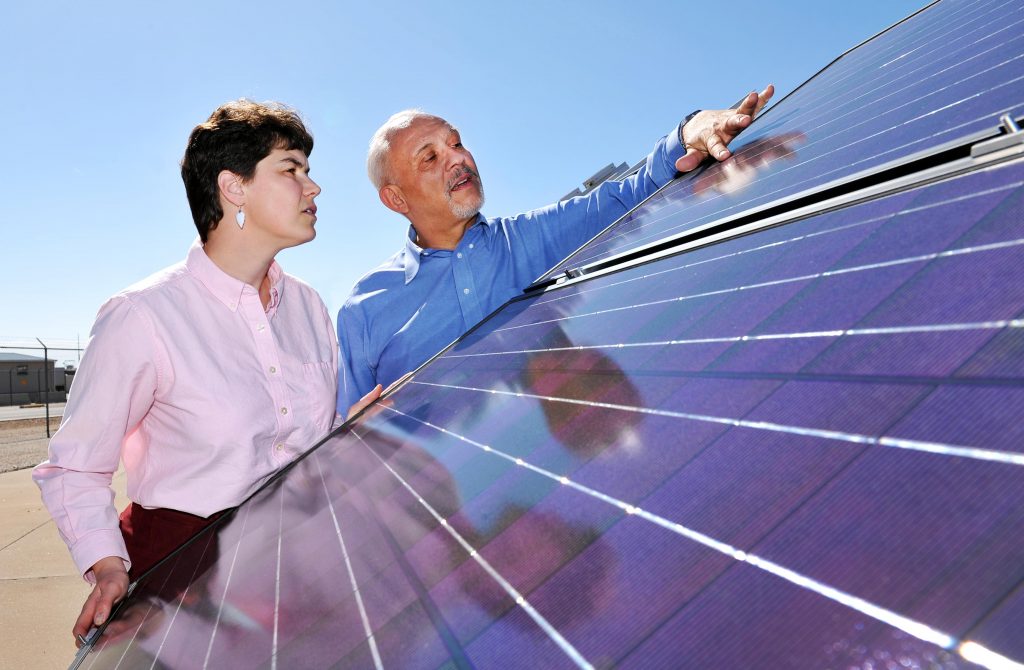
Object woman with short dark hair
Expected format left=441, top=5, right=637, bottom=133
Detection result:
left=33, top=99, right=372, bottom=645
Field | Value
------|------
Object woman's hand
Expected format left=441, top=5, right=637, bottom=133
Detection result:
left=347, top=384, right=384, bottom=419
left=74, top=556, right=129, bottom=646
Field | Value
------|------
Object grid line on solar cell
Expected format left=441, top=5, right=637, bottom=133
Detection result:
left=451, top=320, right=1024, bottom=358
left=351, top=429, right=596, bottom=670
left=534, top=175, right=1024, bottom=309
left=365, top=493, right=472, bottom=668
left=404, top=380, right=1024, bottom=465
left=270, top=492, right=284, bottom=669
left=312, top=453, right=384, bottom=670
left=504, top=238, right=1024, bottom=335
left=100, top=591, right=156, bottom=668
left=152, top=533, right=217, bottom=667
left=372, top=403, right=1012, bottom=667
left=445, top=366, right=1023, bottom=389
left=201, top=505, right=252, bottom=669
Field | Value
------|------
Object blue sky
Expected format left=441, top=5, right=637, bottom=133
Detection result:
left=1, top=0, right=925, bottom=362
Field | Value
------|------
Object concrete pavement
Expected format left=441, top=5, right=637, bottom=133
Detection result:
left=0, top=466, right=127, bottom=670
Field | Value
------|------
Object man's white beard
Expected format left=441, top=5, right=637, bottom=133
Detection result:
left=448, top=184, right=485, bottom=219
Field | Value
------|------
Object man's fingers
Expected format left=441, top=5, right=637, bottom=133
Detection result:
left=703, top=129, right=731, bottom=162
left=723, top=113, right=752, bottom=133
left=754, top=84, right=775, bottom=116
left=675, top=149, right=706, bottom=173
left=734, top=91, right=760, bottom=116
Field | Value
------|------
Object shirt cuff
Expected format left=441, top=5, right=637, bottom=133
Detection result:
left=665, top=120, right=687, bottom=167
left=72, top=530, right=131, bottom=583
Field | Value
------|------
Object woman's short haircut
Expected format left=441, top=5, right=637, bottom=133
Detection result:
left=181, top=100, right=314, bottom=242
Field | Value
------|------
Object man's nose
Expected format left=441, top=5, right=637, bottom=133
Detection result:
left=445, top=150, right=467, bottom=172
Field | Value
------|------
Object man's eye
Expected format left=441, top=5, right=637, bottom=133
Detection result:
left=454, top=142, right=463, bottom=148
left=425, top=154, right=436, bottom=163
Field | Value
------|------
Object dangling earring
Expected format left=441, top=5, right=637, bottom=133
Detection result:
left=235, top=206, right=245, bottom=229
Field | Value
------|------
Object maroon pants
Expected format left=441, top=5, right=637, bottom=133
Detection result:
left=118, top=503, right=224, bottom=581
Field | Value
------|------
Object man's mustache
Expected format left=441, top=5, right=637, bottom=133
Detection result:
left=446, top=166, right=480, bottom=191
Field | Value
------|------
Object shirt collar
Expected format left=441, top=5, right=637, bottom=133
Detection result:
left=401, top=214, right=488, bottom=285
left=402, top=227, right=424, bottom=285
left=185, top=238, right=285, bottom=313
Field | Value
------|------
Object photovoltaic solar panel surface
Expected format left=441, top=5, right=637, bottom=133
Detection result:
left=70, top=1, right=1024, bottom=667
left=539, top=0, right=1024, bottom=282
left=76, top=155, right=1024, bottom=669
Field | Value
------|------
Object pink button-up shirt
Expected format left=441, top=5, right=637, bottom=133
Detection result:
left=34, top=241, right=338, bottom=579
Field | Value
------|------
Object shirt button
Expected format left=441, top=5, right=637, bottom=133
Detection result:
left=280, top=407, right=288, bottom=415
left=276, top=444, right=284, bottom=452
left=469, top=244, right=474, bottom=249
left=257, top=324, right=265, bottom=332
left=269, top=366, right=277, bottom=374
left=463, top=288, right=470, bottom=295
left=456, top=252, right=463, bottom=259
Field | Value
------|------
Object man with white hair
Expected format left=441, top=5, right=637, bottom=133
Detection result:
left=337, top=87, right=774, bottom=412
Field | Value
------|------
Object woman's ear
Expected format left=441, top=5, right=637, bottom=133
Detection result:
left=217, top=170, right=245, bottom=208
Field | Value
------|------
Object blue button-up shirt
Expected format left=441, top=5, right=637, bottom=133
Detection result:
left=337, top=125, right=685, bottom=411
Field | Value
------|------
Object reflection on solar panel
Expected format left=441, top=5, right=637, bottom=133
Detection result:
left=73, top=2, right=1024, bottom=669
left=539, top=0, right=1024, bottom=283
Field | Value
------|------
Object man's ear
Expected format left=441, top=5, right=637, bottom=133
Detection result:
left=379, top=185, right=408, bottom=214
left=217, top=170, right=245, bottom=208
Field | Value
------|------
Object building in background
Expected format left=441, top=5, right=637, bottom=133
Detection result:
left=0, top=353, right=70, bottom=406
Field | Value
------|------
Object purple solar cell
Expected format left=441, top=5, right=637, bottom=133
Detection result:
left=754, top=448, right=1024, bottom=638
left=966, top=581, right=1024, bottom=662
left=886, top=386, right=1024, bottom=452
left=641, top=429, right=862, bottom=547
left=518, top=517, right=731, bottom=664
left=619, top=562, right=984, bottom=669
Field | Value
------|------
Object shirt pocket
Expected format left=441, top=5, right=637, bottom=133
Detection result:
left=300, top=360, right=338, bottom=431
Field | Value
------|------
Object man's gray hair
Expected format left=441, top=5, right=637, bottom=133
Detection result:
left=367, top=109, right=446, bottom=190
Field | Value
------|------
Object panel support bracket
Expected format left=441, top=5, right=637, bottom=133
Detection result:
left=971, top=114, right=1024, bottom=157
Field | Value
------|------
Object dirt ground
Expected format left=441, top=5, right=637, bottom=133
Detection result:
left=0, top=417, right=60, bottom=473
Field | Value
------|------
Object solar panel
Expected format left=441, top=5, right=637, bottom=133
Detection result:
left=538, top=0, right=1024, bottom=283
left=71, top=1, right=1024, bottom=668
left=74, top=152, right=1024, bottom=670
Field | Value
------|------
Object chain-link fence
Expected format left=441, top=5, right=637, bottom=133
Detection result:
left=0, top=338, right=83, bottom=449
